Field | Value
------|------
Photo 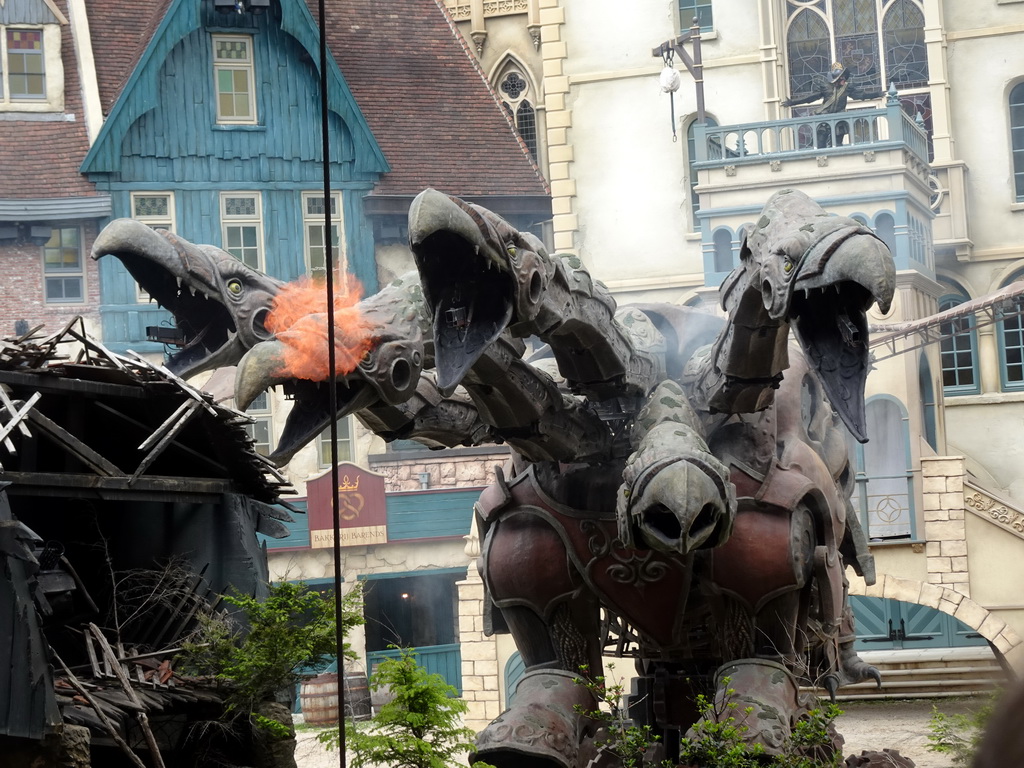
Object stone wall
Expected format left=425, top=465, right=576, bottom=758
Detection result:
left=369, top=449, right=506, bottom=493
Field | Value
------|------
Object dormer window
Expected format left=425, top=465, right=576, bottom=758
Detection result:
left=4, top=29, right=45, bottom=99
left=0, top=24, right=62, bottom=111
left=212, top=34, right=257, bottom=124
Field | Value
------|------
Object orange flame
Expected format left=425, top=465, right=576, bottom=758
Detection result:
left=265, top=275, right=375, bottom=381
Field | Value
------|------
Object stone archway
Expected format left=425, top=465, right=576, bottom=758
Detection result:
left=848, top=572, right=1023, bottom=666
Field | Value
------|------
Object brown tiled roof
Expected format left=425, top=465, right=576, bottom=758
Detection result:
left=325, top=0, right=549, bottom=198
left=87, top=0, right=170, bottom=116
left=1, top=1, right=96, bottom=200
left=83, top=0, right=548, bottom=200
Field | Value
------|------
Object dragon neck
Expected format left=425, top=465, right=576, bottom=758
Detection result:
left=697, top=262, right=792, bottom=416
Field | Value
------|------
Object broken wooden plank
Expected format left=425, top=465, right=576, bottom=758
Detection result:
left=0, top=392, right=40, bottom=449
left=26, top=408, right=125, bottom=477
left=84, top=629, right=103, bottom=678
left=138, top=400, right=198, bottom=452
left=53, top=652, right=148, bottom=768
left=129, top=402, right=204, bottom=484
left=89, top=624, right=167, bottom=768
left=92, top=401, right=229, bottom=475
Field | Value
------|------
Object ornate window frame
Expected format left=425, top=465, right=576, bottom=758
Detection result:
left=0, top=23, right=64, bottom=112
left=302, top=190, right=346, bottom=280
left=212, top=33, right=257, bottom=125
left=492, top=57, right=539, bottom=162
left=220, top=191, right=264, bottom=271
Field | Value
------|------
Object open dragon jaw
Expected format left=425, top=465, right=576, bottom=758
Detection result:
left=95, top=187, right=908, bottom=767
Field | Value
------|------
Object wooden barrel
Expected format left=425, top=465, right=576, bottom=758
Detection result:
left=299, top=673, right=339, bottom=725
left=344, top=673, right=372, bottom=721
left=299, top=673, right=372, bottom=724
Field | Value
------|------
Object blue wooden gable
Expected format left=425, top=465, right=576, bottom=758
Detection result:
left=84, top=0, right=389, bottom=352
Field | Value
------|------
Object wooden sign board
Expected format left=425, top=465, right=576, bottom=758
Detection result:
left=306, top=463, right=387, bottom=548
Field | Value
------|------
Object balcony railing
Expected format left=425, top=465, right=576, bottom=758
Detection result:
left=693, top=91, right=929, bottom=170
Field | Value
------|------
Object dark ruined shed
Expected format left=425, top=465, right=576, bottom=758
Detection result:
left=0, top=320, right=295, bottom=764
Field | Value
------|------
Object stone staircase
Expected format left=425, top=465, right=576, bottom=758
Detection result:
left=804, top=647, right=1009, bottom=701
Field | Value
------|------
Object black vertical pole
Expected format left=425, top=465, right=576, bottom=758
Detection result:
left=316, top=0, right=346, bottom=763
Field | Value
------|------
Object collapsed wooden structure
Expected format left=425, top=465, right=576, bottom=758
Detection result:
left=0, top=319, right=296, bottom=766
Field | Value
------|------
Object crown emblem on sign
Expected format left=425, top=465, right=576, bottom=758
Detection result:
left=338, top=475, right=360, bottom=492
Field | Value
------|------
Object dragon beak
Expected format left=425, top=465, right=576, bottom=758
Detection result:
left=235, top=340, right=291, bottom=412
left=408, top=189, right=514, bottom=395
left=794, top=230, right=896, bottom=314
left=790, top=231, right=896, bottom=443
left=91, top=219, right=220, bottom=298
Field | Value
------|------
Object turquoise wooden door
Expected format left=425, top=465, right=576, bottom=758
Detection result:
left=851, top=596, right=987, bottom=651
left=367, top=644, right=463, bottom=694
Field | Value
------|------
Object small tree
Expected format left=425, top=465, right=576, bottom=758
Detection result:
left=319, top=647, right=489, bottom=768
left=574, top=663, right=674, bottom=768
left=927, top=698, right=994, bottom=767
left=180, top=579, right=364, bottom=732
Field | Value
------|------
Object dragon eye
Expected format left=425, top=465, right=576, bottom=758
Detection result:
left=783, top=260, right=793, bottom=273
left=227, top=279, right=243, bottom=295
left=507, top=245, right=517, bottom=257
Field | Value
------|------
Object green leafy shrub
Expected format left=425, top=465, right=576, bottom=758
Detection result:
left=180, top=580, right=364, bottom=726
left=318, top=647, right=491, bottom=768
left=679, top=682, right=842, bottom=768
left=574, top=663, right=674, bottom=768
left=927, top=698, right=994, bottom=766
left=576, top=667, right=842, bottom=768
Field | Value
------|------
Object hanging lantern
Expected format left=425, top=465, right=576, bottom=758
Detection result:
left=660, top=48, right=681, bottom=142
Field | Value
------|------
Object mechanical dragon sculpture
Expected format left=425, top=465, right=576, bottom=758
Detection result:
left=94, top=187, right=896, bottom=767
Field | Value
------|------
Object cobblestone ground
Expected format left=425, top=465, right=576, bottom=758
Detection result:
left=293, top=697, right=981, bottom=767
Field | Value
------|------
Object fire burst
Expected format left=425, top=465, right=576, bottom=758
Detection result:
left=264, top=275, right=374, bottom=381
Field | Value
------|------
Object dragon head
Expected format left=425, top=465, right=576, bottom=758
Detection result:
left=92, top=219, right=283, bottom=378
left=732, top=189, right=896, bottom=441
left=408, top=188, right=548, bottom=395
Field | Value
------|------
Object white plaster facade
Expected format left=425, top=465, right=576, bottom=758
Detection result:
left=445, top=0, right=1024, bottom=722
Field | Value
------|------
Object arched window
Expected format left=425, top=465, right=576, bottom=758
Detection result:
left=496, top=63, right=538, bottom=161
left=784, top=1, right=931, bottom=157
left=938, top=283, right=979, bottom=396
left=712, top=228, right=734, bottom=273
left=883, top=0, right=928, bottom=89
left=998, top=270, right=1024, bottom=391
left=1011, top=82, right=1024, bottom=203
left=848, top=396, right=914, bottom=541
left=874, top=212, right=896, bottom=254
left=686, top=116, right=718, bottom=227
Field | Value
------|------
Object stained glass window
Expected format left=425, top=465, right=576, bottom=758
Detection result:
left=784, top=1, right=928, bottom=143
left=516, top=100, right=537, bottom=160
left=787, top=10, right=830, bottom=96
left=883, top=0, right=928, bottom=89
left=221, top=193, right=263, bottom=270
left=212, top=35, right=256, bottom=123
left=6, top=29, right=44, bottom=99
left=496, top=65, right=538, bottom=162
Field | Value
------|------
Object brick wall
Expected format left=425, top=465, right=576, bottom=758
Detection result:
left=0, top=219, right=102, bottom=338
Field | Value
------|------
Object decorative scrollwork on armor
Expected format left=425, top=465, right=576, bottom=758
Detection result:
left=581, top=519, right=611, bottom=557
left=607, top=553, right=671, bottom=587
left=550, top=602, right=591, bottom=673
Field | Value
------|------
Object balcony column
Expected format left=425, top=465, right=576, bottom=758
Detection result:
left=976, top=325, right=1001, bottom=394
left=922, top=0, right=954, bottom=161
